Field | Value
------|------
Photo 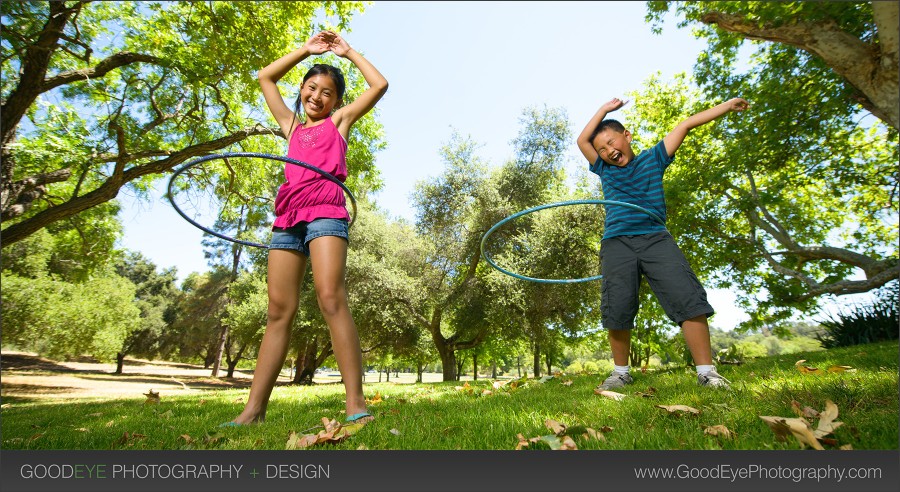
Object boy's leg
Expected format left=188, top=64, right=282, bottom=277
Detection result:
left=681, top=314, right=713, bottom=365
left=598, top=236, right=640, bottom=390
left=639, top=232, right=729, bottom=387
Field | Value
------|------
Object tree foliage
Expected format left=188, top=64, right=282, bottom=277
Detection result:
left=1, top=1, right=375, bottom=247
left=646, top=1, right=899, bottom=129
left=1, top=272, right=140, bottom=360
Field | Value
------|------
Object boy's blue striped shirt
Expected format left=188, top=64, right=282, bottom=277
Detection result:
left=589, top=140, right=672, bottom=239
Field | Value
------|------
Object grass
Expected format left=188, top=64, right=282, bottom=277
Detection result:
left=2, top=341, right=897, bottom=450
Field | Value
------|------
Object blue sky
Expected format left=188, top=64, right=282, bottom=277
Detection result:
left=118, top=1, right=747, bottom=327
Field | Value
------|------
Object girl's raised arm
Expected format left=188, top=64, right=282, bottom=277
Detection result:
left=258, top=32, right=332, bottom=138
left=328, top=32, right=389, bottom=138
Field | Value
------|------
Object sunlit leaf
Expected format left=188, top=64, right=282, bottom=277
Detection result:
left=827, top=365, right=856, bottom=373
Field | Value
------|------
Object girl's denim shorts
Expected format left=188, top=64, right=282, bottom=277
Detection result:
left=269, top=218, right=349, bottom=256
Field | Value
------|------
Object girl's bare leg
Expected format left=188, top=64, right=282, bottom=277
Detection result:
left=230, top=249, right=307, bottom=424
left=308, top=236, right=371, bottom=422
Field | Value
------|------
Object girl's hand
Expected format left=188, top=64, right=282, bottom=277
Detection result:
left=601, top=97, right=629, bottom=113
left=327, top=31, right=352, bottom=57
left=728, top=97, right=750, bottom=112
left=303, top=31, right=334, bottom=55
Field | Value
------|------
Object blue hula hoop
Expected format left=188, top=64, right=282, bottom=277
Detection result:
left=166, top=152, right=357, bottom=249
left=480, top=199, right=665, bottom=284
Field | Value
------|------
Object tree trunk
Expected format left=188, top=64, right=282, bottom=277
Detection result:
left=292, top=337, right=319, bottom=385
left=225, top=342, right=248, bottom=378
left=532, top=340, right=541, bottom=378
left=416, top=363, right=424, bottom=383
left=210, top=324, right=228, bottom=378
left=491, top=362, right=497, bottom=379
left=544, top=352, right=552, bottom=376
left=114, top=352, right=125, bottom=375
left=455, top=358, right=464, bottom=381
left=385, top=368, right=390, bottom=382
left=436, top=344, right=458, bottom=381
left=472, top=353, right=479, bottom=381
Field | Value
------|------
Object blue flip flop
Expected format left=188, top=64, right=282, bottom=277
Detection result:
left=218, top=421, right=244, bottom=428
left=345, top=412, right=373, bottom=424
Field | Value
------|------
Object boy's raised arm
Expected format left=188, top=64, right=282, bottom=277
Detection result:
left=577, top=98, right=628, bottom=164
left=662, top=97, right=749, bottom=157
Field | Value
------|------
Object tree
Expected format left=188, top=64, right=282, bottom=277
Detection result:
left=165, top=269, right=232, bottom=366
left=1, top=272, right=140, bottom=361
left=646, top=1, right=899, bottom=130
left=1, top=1, right=373, bottom=246
left=113, top=251, right=179, bottom=373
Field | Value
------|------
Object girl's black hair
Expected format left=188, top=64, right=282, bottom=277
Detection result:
left=288, top=64, right=346, bottom=136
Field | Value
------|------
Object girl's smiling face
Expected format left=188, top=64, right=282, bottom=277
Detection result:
left=301, top=74, right=341, bottom=120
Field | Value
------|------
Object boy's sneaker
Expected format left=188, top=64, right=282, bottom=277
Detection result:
left=697, top=369, right=731, bottom=389
left=595, top=371, right=634, bottom=391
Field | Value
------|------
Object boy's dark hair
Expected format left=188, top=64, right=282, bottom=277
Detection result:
left=589, top=118, right=627, bottom=144
left=289, top=63, right=346, bottom=135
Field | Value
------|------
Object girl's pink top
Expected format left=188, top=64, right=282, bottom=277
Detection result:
left=272, top=117, right=349, bottom=228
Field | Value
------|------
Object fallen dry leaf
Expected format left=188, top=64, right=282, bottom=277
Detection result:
left=389, top=428, right=400, bottom=435
left=366, top=392, right=384, bottom=405
left=814, top=400, right=843, bottom=438
left=544, top=419, right=567, bottom=436
left=144, top=389, right=160, bottom=404
left=794, top=359, right=823, bottom=374
left=635, top=387, right=658, bottom=398
left=583, top=428, right=607, bottom=442
left=285, top=417, right=363, bottom=449
left=791, top=400, right=819, bottom=419
left=704, top=425, right=734, bottom=439
left=827, top=365, right=856, bottom=373
left=562, top=380, right=574, bottom=386
left=594, top=389, right=626, bottom=401
left=759, top=416, right=824, bottom=450
left=656, top=405, right=700, bottom=416
left=559, top=436, right=578, bottom=450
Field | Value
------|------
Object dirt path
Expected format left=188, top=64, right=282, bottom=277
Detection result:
left=0, top=351, right=282, bottom=402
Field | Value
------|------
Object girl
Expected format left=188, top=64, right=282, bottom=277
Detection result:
left=225, top=31, right=387, bottom=426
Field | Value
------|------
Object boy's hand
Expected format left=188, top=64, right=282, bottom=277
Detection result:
left=601, top=98, right=629, bottom=113
left=727, top=97, right=750, bottom=112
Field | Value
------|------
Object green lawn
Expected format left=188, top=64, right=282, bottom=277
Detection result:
left=2, top=341, right=897, bottom=450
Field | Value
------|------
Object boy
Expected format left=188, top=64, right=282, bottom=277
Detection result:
left=576, top=96, right=749, bottom=390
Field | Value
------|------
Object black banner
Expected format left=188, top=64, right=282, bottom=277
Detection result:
left=1, top=450, right=898, bottom=492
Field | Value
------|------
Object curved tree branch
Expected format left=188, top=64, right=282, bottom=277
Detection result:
left=701, top=6, right=898, bottom=129
left=1, top=124, right=278, bottom=246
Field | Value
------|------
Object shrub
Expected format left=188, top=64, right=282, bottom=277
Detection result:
left=816, top=283, right=899, bottom=348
